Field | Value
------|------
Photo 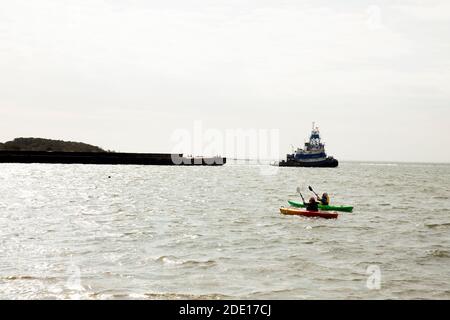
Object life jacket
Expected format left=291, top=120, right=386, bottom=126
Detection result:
left=321, top=195, right=330, bottom=205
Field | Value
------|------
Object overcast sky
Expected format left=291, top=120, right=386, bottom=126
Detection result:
left=1, top=0, right=449, bottom=162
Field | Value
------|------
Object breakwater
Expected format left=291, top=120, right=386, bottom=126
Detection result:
left=0, top=151, right=226, bottom=166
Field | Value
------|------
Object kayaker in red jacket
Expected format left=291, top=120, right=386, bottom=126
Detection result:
left=305, top=197, right=319, bottom=211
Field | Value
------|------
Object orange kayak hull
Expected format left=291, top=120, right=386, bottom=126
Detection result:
left=280, top=207, right=338, bottom=219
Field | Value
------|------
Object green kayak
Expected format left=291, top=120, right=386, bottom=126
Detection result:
left=288, top=200, right=353, bottom=212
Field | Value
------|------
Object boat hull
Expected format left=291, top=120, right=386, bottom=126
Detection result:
left=280, top=207, right=338, bottom=219
left=288, top=200, right=353, bottom=212
left=278, top=157, right=338, bottom=168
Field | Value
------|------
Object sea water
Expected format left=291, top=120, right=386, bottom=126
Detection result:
left=0, top=162, right=449, bottom=299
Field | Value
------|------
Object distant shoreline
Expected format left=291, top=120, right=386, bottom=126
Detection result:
left=227, top=159, right=450, bottom=165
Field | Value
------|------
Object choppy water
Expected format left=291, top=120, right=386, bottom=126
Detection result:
left=0, top=161, right=449, bottom=299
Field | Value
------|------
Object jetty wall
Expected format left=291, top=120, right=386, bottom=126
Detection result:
left=0, top=151, right=226, bottom=166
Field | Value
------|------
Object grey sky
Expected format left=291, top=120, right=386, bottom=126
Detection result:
left=1, top=0, right=449, bottom=162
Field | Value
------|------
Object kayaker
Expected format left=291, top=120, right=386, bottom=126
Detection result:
left=304, top=197, right=319, bottom=212
left=318, top=193, right=330, bottom=206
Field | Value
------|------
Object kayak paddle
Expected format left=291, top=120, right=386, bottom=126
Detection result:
left=296, top=187, right=305, bottom=203
left=308, top=185, right=320, bottom=198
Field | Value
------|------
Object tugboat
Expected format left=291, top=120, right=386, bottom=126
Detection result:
left=275, top=123, right=338, bottom=168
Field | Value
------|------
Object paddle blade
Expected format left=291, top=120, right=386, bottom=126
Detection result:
left=296, top=187, right=301, bottom=194
left=308, top=186, right=313, bottom=192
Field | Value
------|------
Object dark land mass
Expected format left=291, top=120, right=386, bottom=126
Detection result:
left=0, top=137, right=226, bottom=166
left=0, top=137, right=105, bottom=153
